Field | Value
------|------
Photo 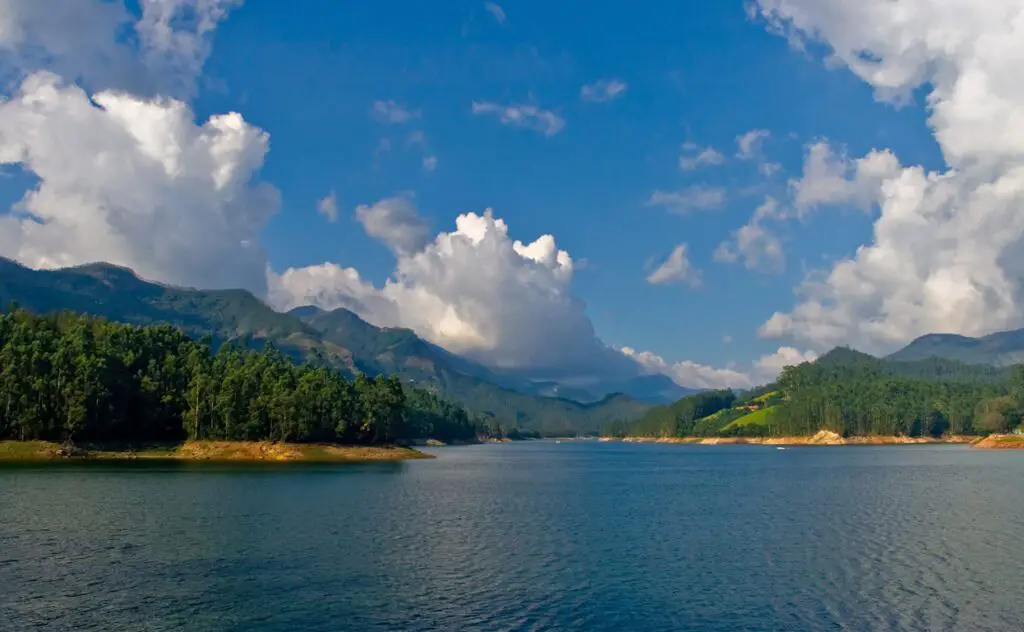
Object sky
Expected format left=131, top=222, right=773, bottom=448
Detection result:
left=1, top=0, right=1021, bottom=391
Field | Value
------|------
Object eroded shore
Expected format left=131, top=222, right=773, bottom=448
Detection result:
left=0, top=440, right=433, bottom=462
left=603, top=430, right=1009, bottom=447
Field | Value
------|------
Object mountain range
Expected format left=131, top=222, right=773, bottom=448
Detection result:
left=889, top=329, right=1024, bottom=367
left=0, top=258, right=687, bottom=433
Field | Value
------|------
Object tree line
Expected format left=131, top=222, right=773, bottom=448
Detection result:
left=0, top=309, right=483, bottom=445
left=609, top=348, right=1024, bottom=439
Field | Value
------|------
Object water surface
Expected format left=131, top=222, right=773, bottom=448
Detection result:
left=2, top=442, right=1022, bottom=631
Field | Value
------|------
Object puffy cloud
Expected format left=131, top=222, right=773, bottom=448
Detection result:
left=0, top=72, right=277, bottom=292
left=679, top=145, right=726, bottom=171
left=647, top=244, right=702, bottom=288
left=370, top=100, right=419, bottom=125
left=736, top=129, right=771, bottom=160
left=646, top=186, right=726, bottom=214
left=753, top=0, right=1024, bottom=354
left=714, top=197, right=785, bottom=273
left=422, top=155, right=438, bottom=172
left=581, top=79, right=628, bottom=103
left=484, top=2, right=506, bottom=24
left=791, top=142, right=901, bottom=215
left=317, top=190, right=339, bottom=222
left=267, top=263, right=398, bottom=323
left=621, top=345, right=817, bottom=390
left=471, top=101, right=565, bottom=137
left=270, top=207, right=639, bottom=378
left=0, top=0, right=240, bottom=99
left=354, top=196, right=431, bottom=255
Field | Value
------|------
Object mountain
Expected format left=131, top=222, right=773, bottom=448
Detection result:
left=0, top=258, right=653, bottom=433
left=819, top=346, right=1011, bottom=382
left=889, top=329, right=1024, bottom=366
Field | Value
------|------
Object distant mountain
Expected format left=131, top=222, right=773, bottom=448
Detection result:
left=889, top=329, right=1024, bottom=366
left=821, top=346, right=1011, bottom=382
left=0, top=258, right=653, bottom=433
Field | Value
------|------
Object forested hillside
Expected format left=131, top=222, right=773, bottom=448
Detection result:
left=0, top=309, right=480, bottom=445
left=0, top=259, right=652, bottom=434
left=610, top=348, right=1024, bottom=439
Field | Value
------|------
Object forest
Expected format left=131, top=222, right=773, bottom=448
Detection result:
left=609, top=348, right=1024, bottom=439
left=0, top=308, right=483, bottom=445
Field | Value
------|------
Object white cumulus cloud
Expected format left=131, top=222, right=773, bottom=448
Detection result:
left=647, top=244, right=702, bottom=288
left=270, top=206, right=639, bottom=379
left=791, top=141, right=901, bottom=216
left=754, top=0, right=1024, bottom=354
left=354, top=196, right=431, bottom=255
left=0, top=72, right=277, bottom=292
left=0, top=0, right=241, bottom=100
left=472, top=101, right=565, bottom=137
left=714, top=197, right=785, bottom=273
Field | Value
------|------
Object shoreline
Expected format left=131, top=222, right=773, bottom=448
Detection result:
left=0, top=440, right=433, bottom=463
left=602, top=431, right=999, bottom=447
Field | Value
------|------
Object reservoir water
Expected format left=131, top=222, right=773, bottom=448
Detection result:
left=2, top=442, right=1022, bottom=631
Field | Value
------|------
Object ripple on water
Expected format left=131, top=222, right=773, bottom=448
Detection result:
left=1, top=445, right=1023, bottom=631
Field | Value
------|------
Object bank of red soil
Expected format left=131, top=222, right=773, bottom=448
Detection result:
left=972, top=434, right=1024, bottom=449
left=617, top=431, right=977, bottom=446
left=0, top=440, right=432, bottom=462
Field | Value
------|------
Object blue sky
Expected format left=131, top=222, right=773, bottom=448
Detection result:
left=7, top=0, right=1009, bottom=389
left=193, top=0, right=939, bottom=367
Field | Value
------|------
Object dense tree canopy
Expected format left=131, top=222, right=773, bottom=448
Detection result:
left=0, top=309, right=480, bottom=444
left=612, top=349, right=1024, bottom=439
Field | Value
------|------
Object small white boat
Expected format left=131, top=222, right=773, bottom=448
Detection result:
left=776, top=447, right=786, bottom=450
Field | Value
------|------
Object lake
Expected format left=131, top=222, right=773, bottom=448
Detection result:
left=1, top=442, right=1022, bottom=631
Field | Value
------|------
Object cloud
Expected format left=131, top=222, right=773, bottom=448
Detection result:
left=647, top=244, right=702, bottom=288
left=791, top=141, right=901, bottom=215
left=484, top=2, right=507, bottom=24
left=621, top=345, right=818, bottom=390
left=317, top=191, right=339, bottom=222
left=422, top=155, right=438, bottom=172
left=370, top=100, right=419, bottom=124
left=753, top=0, right=1024, bottom=354
left=0, top=72, right=277, bottom=293
left=679, top=146, right=726, bottom=171
left=647, top=186, right=726, bottom=214
left=581, top=79, right=628, bottom=103
left=354, top=196, right=431, bottom=255
left=714, top=197, right=785, bottom=273
left=270, top=206, right=640, bottom=379
left=736, top=129, right=771, bottom=160
left=471, top=101, right=565, bottom=136
left=0, top=0, right=241, bottom=100
left=736, top=128, right=782, bottom=177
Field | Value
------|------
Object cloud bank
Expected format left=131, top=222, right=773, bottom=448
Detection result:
left=754, top=0, right=1024, bottom=354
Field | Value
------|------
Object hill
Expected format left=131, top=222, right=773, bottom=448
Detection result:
left=609, top=346, right=1024, bottom=439
left=889, top=329, right=1024, bottom=366
left=0, top=259, right=651, bottom=434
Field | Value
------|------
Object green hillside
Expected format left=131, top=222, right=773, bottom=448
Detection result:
left=0, top=259, right=651, bottom=434
left=609, top=348, right=1024, bottom=439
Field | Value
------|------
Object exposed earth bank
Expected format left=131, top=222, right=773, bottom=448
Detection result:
left=0, top=440, right=432, bottom=462
left=609, top=431, right=984, bottom=446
